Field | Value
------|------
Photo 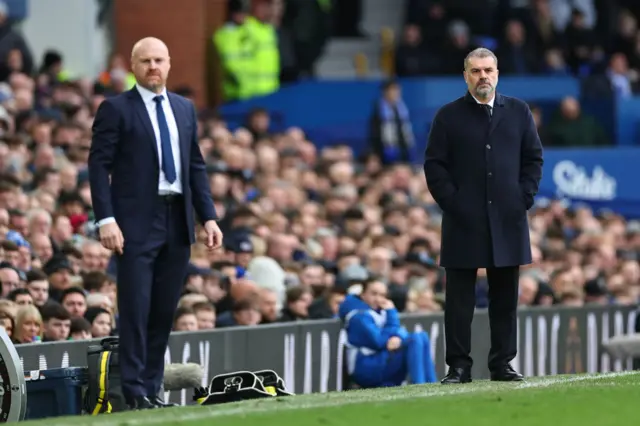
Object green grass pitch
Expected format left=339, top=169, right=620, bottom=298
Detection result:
left=23, top=371, right=639, bottom=425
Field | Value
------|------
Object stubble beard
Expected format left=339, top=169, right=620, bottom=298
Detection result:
left=138, top=73, right=165, bottom=94
left=145, top=81, right=164, bottom=94
left=475, top=84, right=493, bottom=100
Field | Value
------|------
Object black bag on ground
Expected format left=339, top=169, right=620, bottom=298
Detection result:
left=253, top=369, right=294, bottom=397
left=194, top=370, right=293, bottom=405
left=84, top=337, right=128, bottom=414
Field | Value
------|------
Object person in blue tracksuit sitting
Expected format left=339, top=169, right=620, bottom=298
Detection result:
left=338, top=278, right=437, bottom=388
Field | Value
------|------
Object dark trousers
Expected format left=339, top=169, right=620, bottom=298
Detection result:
left=444, top=267, right=519, bottom=372
left=116, top=195, right=190, bottom=399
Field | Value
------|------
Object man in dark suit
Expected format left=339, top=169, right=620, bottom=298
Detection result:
left=88, top=37, right=223, bottom=409
left=424, top=47, right=543, bottom=384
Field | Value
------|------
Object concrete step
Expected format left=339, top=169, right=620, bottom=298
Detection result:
left=324, top=38, right=380, bottom=57
left=315, top=67, right=386, bottom=80
left=315, top=56, right=357, bottom=77
left=314, top=0, right=405, bottom=79
left=315, top=52, right=384, bottom=79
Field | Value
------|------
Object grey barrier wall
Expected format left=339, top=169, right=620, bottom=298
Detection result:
left=14, top=305, right=638, bottom=405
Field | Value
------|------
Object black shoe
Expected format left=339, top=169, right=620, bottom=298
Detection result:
left=441, top=367, right=472, bottom=384
left=127, top=396, right=157, bottom=410
left=490, top=365, right=524, bottom=382
left=148, top=395, right=178, bottom=408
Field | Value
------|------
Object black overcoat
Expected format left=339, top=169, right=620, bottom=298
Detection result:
left=424, top=92, right=543, bottom=268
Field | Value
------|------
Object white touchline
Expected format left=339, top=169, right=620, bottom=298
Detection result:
left=515, top=371, right=635, bottom=388
left=56, top=371, right=640, bottom=426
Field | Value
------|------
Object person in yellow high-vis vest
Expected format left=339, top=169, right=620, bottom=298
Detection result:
left=213, top=0, right=254, bottom=102
left=245, top=0, right=280, bottom=97
left=124, top=73, right=136, bottom=90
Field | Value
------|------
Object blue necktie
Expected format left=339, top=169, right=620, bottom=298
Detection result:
left=153, top=95, right=177, bottom=184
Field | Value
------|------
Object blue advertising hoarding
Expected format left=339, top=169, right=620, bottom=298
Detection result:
left=539, top=147, right=640, bottom=218
left=616, top=97, right=640, bottom=146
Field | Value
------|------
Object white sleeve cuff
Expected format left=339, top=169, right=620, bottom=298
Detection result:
left=96, top=217, right=116, bottom=227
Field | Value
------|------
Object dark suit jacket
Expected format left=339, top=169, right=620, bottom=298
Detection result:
left=424, top=92, right=543, bottom=268
left=88, top=87, right=216, bottom=245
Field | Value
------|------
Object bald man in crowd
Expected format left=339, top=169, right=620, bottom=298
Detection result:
left=88, top=37, right=223, bottom=410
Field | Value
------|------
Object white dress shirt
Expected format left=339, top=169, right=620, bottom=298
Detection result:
left=97, top=84, right=183, bottom=228
left=472, top=94, right=495, bottom=114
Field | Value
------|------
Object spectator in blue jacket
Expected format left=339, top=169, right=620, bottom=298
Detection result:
left=338, top=278, right=437, bottom=388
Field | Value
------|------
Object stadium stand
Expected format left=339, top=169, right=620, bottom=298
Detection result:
left=0, top=0, right=635, bottom=361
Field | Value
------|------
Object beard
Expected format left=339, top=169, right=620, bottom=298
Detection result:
left=141, top=73, right=164, bottom=92
left=475, top=82, right=494, bottom=99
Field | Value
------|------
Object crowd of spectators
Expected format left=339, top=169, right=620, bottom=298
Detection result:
left=0, top=0, right=636, bottom=347
left=397, top=0, right=640, bottom=98
left=0, top=92, right=637, bottom=344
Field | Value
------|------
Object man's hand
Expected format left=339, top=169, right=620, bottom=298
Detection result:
left=380, top=298, right=395, bottom=310
left=386, top=336, right=402, bottom=351
left=99, top=222, right=124, bottom=254
left=204, top=220, right=223, bottom=251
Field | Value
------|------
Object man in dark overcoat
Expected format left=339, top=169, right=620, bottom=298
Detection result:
left=424, top=47, right=543, bottom=384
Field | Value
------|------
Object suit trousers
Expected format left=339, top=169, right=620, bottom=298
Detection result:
left=116, top=195, right=190, bottom=399
left=444, top=266, right=519, bottom=372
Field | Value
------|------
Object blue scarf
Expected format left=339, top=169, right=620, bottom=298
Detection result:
left=379, top=98, right=410, bottom=122
left=378, top=99, right=416, bottom=164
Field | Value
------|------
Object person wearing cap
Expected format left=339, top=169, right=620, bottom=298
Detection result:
left=225, top=231, right=254, bottom=269
left=424, top=47, right=543, bottom=384
left=42, top=253, right=74, bottom=301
